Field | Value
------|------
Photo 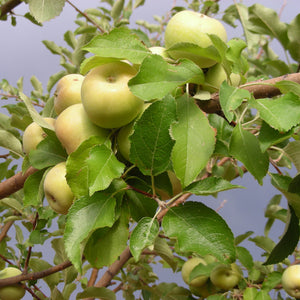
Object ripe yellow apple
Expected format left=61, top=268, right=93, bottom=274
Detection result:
left=203, top=63, right=241, bottom=92
left=54, top=74, right=85, bottom=115
left=81, top=61, right=144, bottom=128
left=164, top=10, right=227, bottom=68
left=43, top=161, right=74, bottom=214
left=210, top=263, right=242, bottom=290
left=0, top=267, right=25, bottom=300
left=55, top=103, right=110, bottom=154
left=282, top=265, right=300, bottom=298
left=181, top=257, right=208, bottom=287
left=22, top=117, right=56, bottom=154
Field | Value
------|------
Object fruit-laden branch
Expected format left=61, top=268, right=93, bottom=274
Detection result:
left=0, top=0, right=22, bottom=18
left=0, top=166, right=38, bottom=200
left=0, top=260, right=72, bottom=287
left=198, top=72, right=300, bottom=114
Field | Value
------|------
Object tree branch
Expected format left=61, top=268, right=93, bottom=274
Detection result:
left=0, top=0, right=22, bottom=18
left=0, top=166, right=38, bottom=200
left=198, top=72, right=300, bottom=114
left=0, top=260, right=72, bottom=287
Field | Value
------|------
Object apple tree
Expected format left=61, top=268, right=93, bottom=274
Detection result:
left=1, top=0, right=300, bottom=299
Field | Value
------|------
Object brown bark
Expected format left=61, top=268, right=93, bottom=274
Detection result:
left=0, top=166, right=38, bottom=200
left=0, top=0, right=22, bottom=18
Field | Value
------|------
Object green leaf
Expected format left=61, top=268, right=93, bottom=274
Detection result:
left=80, top=56, right=121, bottom=75
left=23, top=169, right=46, bottom=207
left=248, top=4, right=288, bottom=46
left=253, top=290, right=272, bottom=300
left=129, top=55, right=204, bottom=101
left=171, top=95, right=215, bottom=187
left=250, top=93, right=300, bottom=132
left=86, top=144, right=125, bottom=195
left=236, top=246, right=253, bottom=270
left=229, top=123, right=269, bottom=184
left=130, top=217, right=159, bottom=261
left=28, top=0, right=66, bottom=23
left=150, top=282, right=190, bottom=300
left=84, top=205, right=129, bottom=268
left=29, top=258, right=60, bottom=289
left=130, top=96, right=176, bottom=176
left=0, top=129, right=23, bottom=157
left=226, top=38, right=249, bottom=74
left=258, top=121, right=294, bottom=152
left=287, top=14, right=300, bottom=62
left=184, top=177, right=244, bottom=195
left=64, top=190, right=118, bottom=272
left=248, top=236, right=276, bottom=253
left=76, top=287, right=116, bottom=300
left=82, top=27, right=149, bottom=64
left=28, top=133, right=67, bottom=169
left=284, top=141, right=300, bottom=172
left=162, top=201, right=236, bottom=263
left=0, top=198, right=23, bottom=214
left=243, top=287, right=258, bottom=300
left=275, top=80, right=300, bottom=97
left=111, top=0, right=124, bottom=21
left=261, top=271, right=282, bottom=292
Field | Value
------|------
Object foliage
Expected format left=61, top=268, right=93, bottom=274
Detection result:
left=0, top=0, right=300, bottom=299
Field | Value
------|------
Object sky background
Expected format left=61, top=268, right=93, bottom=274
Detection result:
left=0, top=0, right=299, bottom=299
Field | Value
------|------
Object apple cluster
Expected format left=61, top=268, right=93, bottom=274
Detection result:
left=181, top=256, right=242, bottom=298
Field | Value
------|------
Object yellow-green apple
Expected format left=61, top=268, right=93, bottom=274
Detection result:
left=203, top=63, right=241, bottom=92
left=43, top=161, right=74, bottom=214
left=0, top=267, right=25, bottom=300
left=55, top=103, right=110, bottom=154
left=81, top=61, right=144, bottom=128
left=164, top=10, right=227, bottom=68
left=282, top=265, right=300, bottom=298
left=54, top=74, right=85, bottom=115
left=210, top=263, right=242, bottom=290
left=22, top=117, right=56, bottom=154
left=181, top=257, right=208, bottom=287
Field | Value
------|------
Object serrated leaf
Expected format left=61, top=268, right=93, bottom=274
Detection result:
left=23, top=169, right=46, bottom=206
left=0, top=198, right=23, bottom=214
left=151, top=282, right=190, bottom=300
left=250, top=93, right=300, bottom=132
left=29, top=258, right=60, bottom=289
left=275, top=80, right=300, bottom=97
left=154, top=237, right=177, bottom=272
left=64, top=190, right=118, bottom=272
left=130, top=96, right=176, bottom=176
left=236, top=246, right=253, bottom=270
left=287, top=14, right=300, bottom=62
left=248, top=4, right=288, bottom=46
left=82, top=27, right=149, bottom=64
left=86, top=144, right=125, bottom=195
left=219, top=82, right=252, bottom=123
left=229, top=123, right=269, bottom=184
left=76, top=287, right=116, bottom=300
left=226, top=38, right=249, bottom=74
left=129, top=55, right=204, bottom=101
left=80, top=56, right=121, bottom=74
left=184, top=177, right=244, bottom=195
left=84, top=205, right=129, bottom=268
left=29, top=0, right=65, bottom=23
left=284, top=141, right=300, bottom=172
left=162, top=201, right=236, bottom=263
left=248, top=236, right=276, bottom=253
left=261, top=271, right=282, bottom=292
left=111, top=0, right=124, bottom=21
left=0, top=129, right=23, bottom=157
left=130, top=217, right=159, bottom=261
left=243, top=287, right=259, bottom=300
left=171, top=95, right=215, bottom=187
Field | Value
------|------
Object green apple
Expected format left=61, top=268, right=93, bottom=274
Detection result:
left=282, top=265, right=300, bottom=298
left=22, top=117, right=56, bottom=154
left=181, top=257, right=208, bottom=287
left=55, top=103, right=110, bottom=154
left=0, top=267, right=25, bottom=300
left=164, top=10, right=227, bottom=68
left=203, top=63, right=241, bottom=92
left=43, top=161, right=74, bottom=214
left=81, top=61, right=144, bottom=128
left=54, top=73, right=85, bottom=115
left=210, top=263, right=242, bottom=290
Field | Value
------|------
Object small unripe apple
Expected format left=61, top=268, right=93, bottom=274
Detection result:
left=43, top=161, right=74, bottom=214
left=203, top=63, right=241, bottom=92
left=282, top=265, right=300, bottom=298
left=54, top=74, right=85, bottom=115
left=22, top=117, right=56, bottom=154
left=181, top=257, right=208, bottom=287
left=81, top=61, right=144, bottom=128
left=164, top=10, right=227, bottom=68
left=0, top=267, right=25, bottom=300
left=210, top=263, right=242, bottom=290
left=55, top=103, right=110, bottom=154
